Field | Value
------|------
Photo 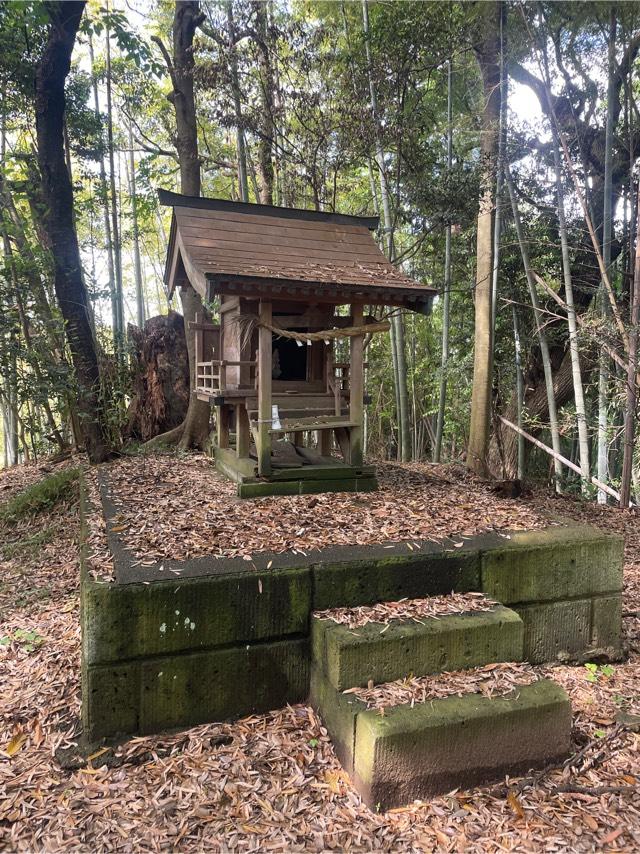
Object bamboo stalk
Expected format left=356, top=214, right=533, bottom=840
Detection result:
left=499, top=416, right=630, bottom=505
left=505, top=163, right=562, bottom=488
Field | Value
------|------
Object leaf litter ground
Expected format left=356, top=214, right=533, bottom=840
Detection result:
left=2, top=452, right=640, bottom=852
left=86, top=455, right=548, bottom=577
left=314, top=592, right=497, bottom=629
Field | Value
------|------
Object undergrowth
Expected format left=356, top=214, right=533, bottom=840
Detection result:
left=0, top=467, right=79, bottom=523
left=1, top=526, right=58, bottom=559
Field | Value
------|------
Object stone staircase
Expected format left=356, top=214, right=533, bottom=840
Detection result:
left=310, top=596, right=572, bottom=811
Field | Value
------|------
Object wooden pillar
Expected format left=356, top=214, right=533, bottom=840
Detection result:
left=257, top=300, right=272, bottom=476
left=236, top=403, right=250, bottom=459
left=217, top=405, right=230, bottom=449
left=349, top=302, right=364, bottom=467
left=319, top=429, right=331, bottom=456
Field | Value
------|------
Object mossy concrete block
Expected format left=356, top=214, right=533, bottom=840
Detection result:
left=312, top=551, right=480, bottom=611
left=309, top=665, right=365, bottom=772
left=238, top=477, right=378, bottom=498
left=515, top=599, right=591, bottom=664
left=139, top=638, right=309, bottom=734
left=481, top=526, right=623, bottom=605
left=83, top=638, right=308, bottom=740
left=352, top=679, right=571, bottom=811
left=590, top=595, right=623, bottom=660
left=238, top=480, right=301, bottom=498
left=82, top=661, right=141, bottom=742
left=82, top=566, right=311, bottom=665
left=312, top=606, right=524, bottom=690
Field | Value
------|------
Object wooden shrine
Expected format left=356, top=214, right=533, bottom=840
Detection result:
left=160, top=190, right=435, bottom=497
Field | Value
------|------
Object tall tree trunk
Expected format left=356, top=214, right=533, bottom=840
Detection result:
left=467, top=0, right=501, bottom=477
left=35, top=0, right=109, bottom=463
left=511, top=303, right=525, bottom=479
left=620, top=184, right=640, bottom=507
left=434, top=58, right=453, bottom=463
left=89, top=34, right=118, bottom=336
left=253, top=0, right=275, bottom=205
left=170, top=1, right=210, bottom=449
left=362, top=0, right=411, bottom=461
left=105, top=12, right=124, bottom=341
left=598, top=8, right=617, bottom=502
left=128, top=123, right=145, bottom=328
left=227, top=0, right=249, bottom=203
left=550, top=128, right=590, bottom=487
left=490, top=2, right=506, bottom=335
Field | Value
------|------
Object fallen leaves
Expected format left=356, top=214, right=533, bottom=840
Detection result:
left=349, top=663, right=540, bottom=711
left=93, top=455, right=549, bottom=569
left=3, top=733, right=26, bottom=757
left=507, top=790, right=525, bottom=820
left=315, top=592, right=497, bottom=629
left=2, top=454, right=640, bottom=852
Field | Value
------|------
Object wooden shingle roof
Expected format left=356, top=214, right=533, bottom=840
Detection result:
left=160, top=190, right=435, bottom=312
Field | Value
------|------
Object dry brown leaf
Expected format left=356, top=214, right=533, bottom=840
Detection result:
left=4, top=733, right=27, bottom=757
left=507, top=791, right=525, bottom=819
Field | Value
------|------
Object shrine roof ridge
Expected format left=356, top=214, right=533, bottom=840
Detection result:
left=158, top=189, right=379, bottom=230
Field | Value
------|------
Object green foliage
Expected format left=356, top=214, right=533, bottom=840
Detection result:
left=584, top=662, right=615, bottom=683
left=0, top=468, right=79, bottom=523
left=0, top=627, right=45, bottom=652
left=0, top=0, right=636, bottom=485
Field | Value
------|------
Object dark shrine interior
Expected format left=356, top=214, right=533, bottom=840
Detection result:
left=272, top=332, right=308, bottom=381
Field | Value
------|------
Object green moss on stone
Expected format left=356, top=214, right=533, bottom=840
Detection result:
left=590, top=595, right=623, bottom=659
left=312, top=551, right=480, bottom=611
left=314, top=605, right=524, bottom=690
left=83, top=661, right=141, bottom=742
left=353, top=679, right=571, bottom=810
left=515, top=599, right=592, bottom=663
left=139, top=637, right=309, bottom=733
left=82, top=566, right=311, bottom=665
left=309, top=665, right=364, bottom=772
left=481, top=526, right=623, bottom=604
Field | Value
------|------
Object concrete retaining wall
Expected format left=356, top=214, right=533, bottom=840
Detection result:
left=480, top=526, right=624, bottom=663
left=80, top=477, right=624, bottom=741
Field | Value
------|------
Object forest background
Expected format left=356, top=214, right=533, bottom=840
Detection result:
left=1, top=0, right=639, bottom=508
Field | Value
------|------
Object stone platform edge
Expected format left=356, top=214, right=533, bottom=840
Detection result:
left=79, top=471, right=624, bottom=741
left=309, top=666, right=572, bottom=811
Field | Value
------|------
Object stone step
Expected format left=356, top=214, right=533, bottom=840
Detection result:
left=311, top=601, right=524, bottom=691
left=310, top=665, right=571, bottom=811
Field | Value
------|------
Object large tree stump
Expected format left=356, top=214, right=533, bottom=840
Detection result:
left=125, top=312, right=190, bottom=441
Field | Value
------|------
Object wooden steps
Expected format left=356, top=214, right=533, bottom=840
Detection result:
left=213, top=443, right=378, bottom=498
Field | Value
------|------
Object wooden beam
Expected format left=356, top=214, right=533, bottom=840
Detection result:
left=319, top=429, right=332, bottom=456
left=334, top=426, right=350, bottom=460
left=349, top=302, right=364, bottom=466
left=257, top=300, right=272, bottom=476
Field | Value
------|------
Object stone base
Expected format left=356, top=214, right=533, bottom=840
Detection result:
left=80, top=470, right=623, bottom=742
left=311, top=667, right=571, bottom=811
left=83, top=637, right=309, bottom=742
left=312, top=605, right=524, bottom=690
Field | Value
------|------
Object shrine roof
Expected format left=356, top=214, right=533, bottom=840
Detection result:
left=160, top=190, right=435, bottom=311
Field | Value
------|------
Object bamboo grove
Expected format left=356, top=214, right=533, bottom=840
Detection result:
left=0, top=0, right=639, bottom=506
